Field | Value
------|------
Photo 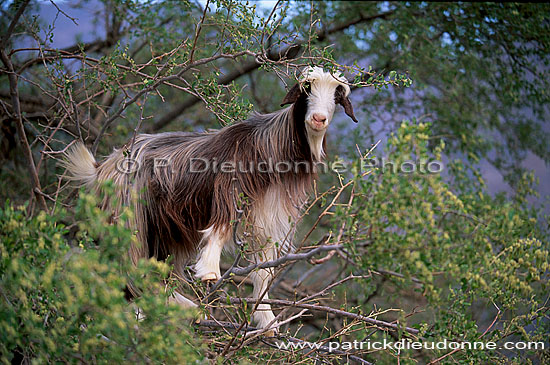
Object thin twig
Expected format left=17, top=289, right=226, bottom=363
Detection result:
left=225, top=297, right=420, bottom=335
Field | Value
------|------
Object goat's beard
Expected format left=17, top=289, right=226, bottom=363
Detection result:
left=305, top=125, right=326, bottom=161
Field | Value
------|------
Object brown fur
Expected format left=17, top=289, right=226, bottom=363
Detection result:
left=62, top=68, right=357, bottom=325
left=67, top=91, right=314, bottom=281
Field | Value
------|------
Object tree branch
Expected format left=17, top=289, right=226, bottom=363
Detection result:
left=0, top=0, right=47, bottom=210
left=148, top=11, right=394, bottom=132
left=216, top=244, right=344, bottom=283
left=91, top=50, right=255, bottom=153
left=0, top=0, right=31, bottom=49
left=195, top=319, right=374, bottom=364
left=225, top=297, right=420, bottom=335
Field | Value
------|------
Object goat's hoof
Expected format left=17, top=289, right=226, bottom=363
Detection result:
left=263, top=328, right=277, bottom=338
left=259, top=321, right=279, bottom=337
left=200, top=272, right=220, bottom=282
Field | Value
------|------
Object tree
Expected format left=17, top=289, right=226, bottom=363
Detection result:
left=1, top=1, right=548, bottom=363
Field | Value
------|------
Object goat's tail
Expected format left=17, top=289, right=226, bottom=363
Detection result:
left=61, top=143, right=98, bottom=187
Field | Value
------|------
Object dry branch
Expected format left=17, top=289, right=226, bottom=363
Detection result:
left=0, top=0, right=47, bottom=210
left=224, top=297, right=420, bottom=335
left=195, top=319, right=374, bottom=364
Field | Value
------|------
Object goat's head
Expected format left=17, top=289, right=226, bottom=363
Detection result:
left=281, top=67, right=358, bottom=135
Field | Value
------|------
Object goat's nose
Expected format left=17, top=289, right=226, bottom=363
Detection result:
left=312, top=113, right=327, bottom=124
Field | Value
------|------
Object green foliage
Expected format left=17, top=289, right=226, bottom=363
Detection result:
left=338, top=121, right=549, bottom=363
left=323, top=2, right=550, bottom=187
left=0, top=192, right=203, bottom=364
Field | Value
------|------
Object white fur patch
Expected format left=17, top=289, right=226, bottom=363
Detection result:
left=194, top=226, right=227, bottom=280
left=305, top=127, right=326, bottom=161
left=168, top=291, right=197, bottom=308
left=251, top=185, right=296, bottom=255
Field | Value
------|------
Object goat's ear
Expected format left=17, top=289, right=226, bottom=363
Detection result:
left=336, top=86, right=358, bottom=123
left=339, top=96, right=359, bottom=123
left=280, top=83, right=302, bottom=107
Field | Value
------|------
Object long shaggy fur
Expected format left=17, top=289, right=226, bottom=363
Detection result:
left=61, top=143, right=98, bottom=188
left=64, top=100, right=313, bottom=270
left=63, top=67, right=357, bottom=328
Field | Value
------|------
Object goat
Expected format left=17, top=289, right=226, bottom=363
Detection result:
left=62, top=66, right=358, bottom=331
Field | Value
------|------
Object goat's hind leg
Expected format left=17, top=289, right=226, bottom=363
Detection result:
left=250, top=248, right=278, bottom=335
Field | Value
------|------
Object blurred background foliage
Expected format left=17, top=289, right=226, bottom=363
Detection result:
left=0, top=0, right=549, bottom=363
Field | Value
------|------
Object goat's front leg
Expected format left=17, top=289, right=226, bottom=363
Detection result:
left=250, top=249, right=278, bottom=333
left=194, top=226, right=228, bottom=282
